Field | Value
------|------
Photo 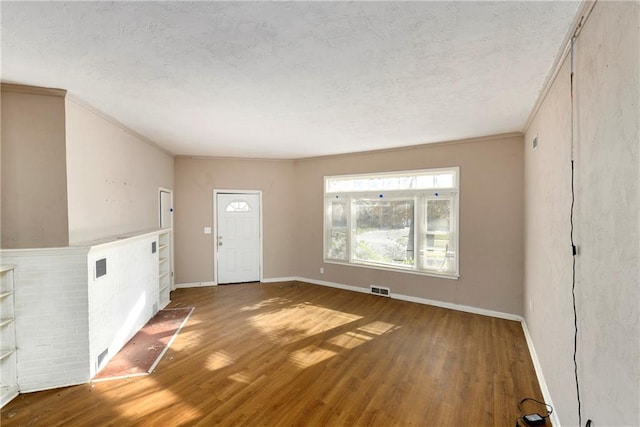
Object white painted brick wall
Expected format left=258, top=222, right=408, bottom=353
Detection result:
left=1, top=247, right=91, bottom=392
left=87, top=234, right=159, bottom=377
left=0, top=230, right=162, bottom=392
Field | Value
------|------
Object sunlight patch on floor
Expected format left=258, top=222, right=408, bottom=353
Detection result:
left=358, top=320, right=398, bottom=335
left=248, top=303, right=362, bottom=345
left=326, top=330, right=373, bottom=349
left=206, top=351, right=235, bottom=371
left=113, top=377, right=202, bottom=422
left=169, top=329, right=201, bottom=351
left=240, top=297, right=291, bottom=311
left=289, top=345, right=337, bottom=369
left=228, top=371, right=253, bottom=384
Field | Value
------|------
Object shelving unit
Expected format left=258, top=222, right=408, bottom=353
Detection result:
left=158, top=230, right=171, bottom=309
left=0, top=265, right=18, bottom=407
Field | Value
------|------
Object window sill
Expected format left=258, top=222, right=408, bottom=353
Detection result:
left=323, top=259, right=459, bottom=280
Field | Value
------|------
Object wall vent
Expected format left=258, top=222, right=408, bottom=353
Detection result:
left=370, top=285, right=391, bottom=297
left=95, top=258, right=107, bottom=279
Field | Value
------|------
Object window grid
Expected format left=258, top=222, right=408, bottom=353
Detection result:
left=324, top=168, right=459, bottom=278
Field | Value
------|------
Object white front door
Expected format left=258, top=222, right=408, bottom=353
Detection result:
left=216, top=193, right=261, bottom=284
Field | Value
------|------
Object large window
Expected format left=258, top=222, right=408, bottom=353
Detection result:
left=324, top=168, right=459, bottom=278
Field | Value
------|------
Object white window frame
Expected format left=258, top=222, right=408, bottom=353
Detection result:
left=323, top=167, right=460, bottom=279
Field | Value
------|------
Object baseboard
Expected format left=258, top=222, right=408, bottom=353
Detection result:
left=0, top=387, right=19, bottom=408
left=18, top=379, right=87, bottom=394
left=175, top=281, right=217, bottom=288
left=392, top=293, right=523, bottom=322
left=261, top=277, right=298, bottom=283
left=296, top=277, right=370, bottom=295
left=297, top=276, right=521, bottom=321
left=520, top=320, right=561, bottom=427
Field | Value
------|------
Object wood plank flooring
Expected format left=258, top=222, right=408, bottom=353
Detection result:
left=1, top=282, right=548, bottom=426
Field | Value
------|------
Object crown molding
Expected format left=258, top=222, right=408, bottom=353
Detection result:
left=0, top=82, right=67, bottom=97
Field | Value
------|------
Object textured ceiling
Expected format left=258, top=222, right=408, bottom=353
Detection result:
left=1, top=1, right=579, bottom=159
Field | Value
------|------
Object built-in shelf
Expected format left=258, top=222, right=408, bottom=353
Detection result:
left=1, top=265, right=18, bottom=408
left=157, top=231, right=171, bottom=310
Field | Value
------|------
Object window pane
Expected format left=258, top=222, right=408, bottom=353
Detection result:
left=327, top=170, right=455, bottom=193
left=328, top=230, right=347, bottom=260
left=326, top=200, right=348, bottom=260
left=427, top=199, right=450, bottom=232
left=329, top=201, right=347, bottom=227
left=422, top=198, right=454, bottom=273
left=354, top=199, right=414, bottom=267
left=226, top=201, right=251, bottom=212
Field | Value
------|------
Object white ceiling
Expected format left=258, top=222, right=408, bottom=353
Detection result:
left=1, top=1, right=579, bottom=159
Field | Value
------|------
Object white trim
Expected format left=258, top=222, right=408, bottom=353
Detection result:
left=323, top=167, right=460, bottom=278
left=0, top=246, right=90, bottom=257
left=0, top=386, right=19, bottom=408
left=392, top=293, right=522, bottom=322
left=261, top=277, right=299, bottom=283
left=213, top=189, right=263, bottom=284
left=158, top=188, right=175, bottom=290
left=296, top=277, right=372, bottom=295
left=297, top=276, right=521, bottom=320
left=18, top=380, right=87, bottom=394
left=85, top=229, right=162, bottom=252
left=521, top=319, right=561, bottom=427
left=295, top=277, right=523, bottom=322
left=522, top=0, right=597, bottom=133
left=323, top=259, right=459, bottom=280
left=65, top=94, right=174, bottom=157
left=175, top=281, right=217, bottom=289
left=325, top=166, right=459, bottom=193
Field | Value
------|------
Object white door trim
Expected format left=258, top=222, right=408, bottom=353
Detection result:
left=213, top=189, right=263, bottom=284
left=159, top=187, right=175, bottom=290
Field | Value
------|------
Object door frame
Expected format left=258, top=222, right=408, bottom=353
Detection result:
left=213, top=189, right=263, bottom=284
left=159, top=187, right=175, bottom=290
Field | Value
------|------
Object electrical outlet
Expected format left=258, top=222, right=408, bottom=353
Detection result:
left=320, top=267, right=324, bottom=274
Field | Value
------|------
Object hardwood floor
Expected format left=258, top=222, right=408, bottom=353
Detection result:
left=1, top=282, right=548, bottom=426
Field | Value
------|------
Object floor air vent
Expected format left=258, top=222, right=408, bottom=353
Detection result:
left=370, top=286, right=391, bottom=297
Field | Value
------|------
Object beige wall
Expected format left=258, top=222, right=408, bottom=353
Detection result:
left=295, top=135, right=524, bottom=315
left=174, top=157, right=297, bottom=284
left=1, top=85, right=69, bottom=248
left=174, top=135, right=524, bottom=315
left=65, top=98, right=174, bottom=244
left=524, top=2, right=639, bottom=425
